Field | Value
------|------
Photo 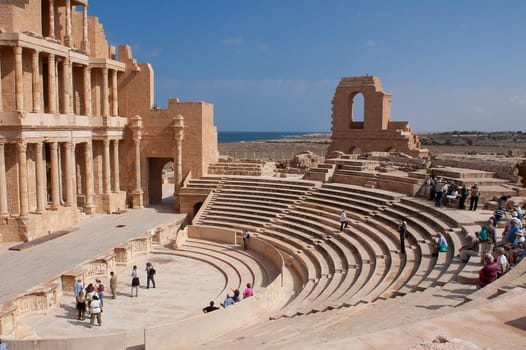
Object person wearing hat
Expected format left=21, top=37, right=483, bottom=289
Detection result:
left=469, top=184, right=480, bottom=211
left=513, top=204, right=523, bottom=220
left=459, top=234, right=480, bottom=263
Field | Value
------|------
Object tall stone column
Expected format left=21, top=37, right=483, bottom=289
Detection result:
left=103, top=139, right=111, bottom=194
left=32, top=50, right=41, bottom=113
left=83, top=66, right=91, bottom=116
left=65, top=0, right=72, bottom=46
left=172, top=114, right=185, bottom=210
left=0, top=141, right=8, bottom=217
left=112, top=140, right=120, bottom=193
left=17, top=141, right=29, bottom=218
left=50, top=142, right=60, bottom=209
left=48, top=54, right=57, bottom=113
left=71, top=142, right=77, bottom=205
left=84, top=141, right=95, bottom=214
left=102, top=68, right=109, bottom=117
left=0, top=49, right=3, bottom=112
left=35, top=142, right=46, bottom=213
left=130, top=115, right=143, bottom=208
left=14, top=46, right=24, bottom=112
left=81, top=5, right=89, bottom=52
left=111, top=70, right=118, bottom=116
left=62, top=58, right=72, bottom=114
left=64, top=142, right=74, bottom=206
left=48, top=0, right=55, bottom=39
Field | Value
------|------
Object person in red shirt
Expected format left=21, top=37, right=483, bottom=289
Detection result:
left=478, top=253, right=498, bottom=289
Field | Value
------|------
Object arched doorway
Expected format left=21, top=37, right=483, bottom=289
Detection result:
left=349, top=92, right=365, bottom=128
left=147, top=158, right=174, bottom=209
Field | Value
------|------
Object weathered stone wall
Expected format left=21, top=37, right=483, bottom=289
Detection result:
left=433, top=154, right=524, bottom=185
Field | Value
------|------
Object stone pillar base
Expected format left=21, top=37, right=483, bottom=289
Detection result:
left=131, top=190, right=144, bottom=209
left=84, top=205, right=96, bottom=216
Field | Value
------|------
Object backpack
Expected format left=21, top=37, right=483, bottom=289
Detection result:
left=150, top=268, right=156, bottom=276
left=478, top=227, right=488, bottom=242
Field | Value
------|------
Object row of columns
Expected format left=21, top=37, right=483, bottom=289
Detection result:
left=4, top=45, right=119, bottom=117
left=47, top=0, right=89, bottom=51
left=0, top=139, right=120, bottom=218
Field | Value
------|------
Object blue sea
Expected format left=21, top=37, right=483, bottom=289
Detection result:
left=218, top=131, right=327, bottom=143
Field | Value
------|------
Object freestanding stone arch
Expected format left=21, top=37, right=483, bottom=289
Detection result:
left=329, top=76, right=428, bottom=158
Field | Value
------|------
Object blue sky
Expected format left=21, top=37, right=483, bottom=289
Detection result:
left=88, top=1, right=526, bottom=132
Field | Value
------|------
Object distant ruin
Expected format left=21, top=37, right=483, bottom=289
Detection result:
left=329, top=76, right=428, bottom=158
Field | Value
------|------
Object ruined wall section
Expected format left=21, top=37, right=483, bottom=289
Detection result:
left=433, top=154, right=524, bottom=185
left=0, top=0, right=42, bottom=34
left=87, top=16, right=111, bottom=58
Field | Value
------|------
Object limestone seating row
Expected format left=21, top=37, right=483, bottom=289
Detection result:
left=322, top=182, right=404, bottom=201
left=311, top=186, right=392, bottom=208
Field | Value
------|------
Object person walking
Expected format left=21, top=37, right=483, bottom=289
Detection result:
left=469, top=184, right=480, bottom=211
left=399, top=221, right=407, bottom=255
left=109, top=271, right=117, bottom=299
left=146, top=262, right=156, bottom=289
left=340, top=210, right=348, bottom=232
left=76, top=290, right=86, bottom=320
left=131, top=265, right=139, bottom=297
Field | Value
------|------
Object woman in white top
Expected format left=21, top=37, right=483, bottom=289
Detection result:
left=131, top=265, right=139, bottom=297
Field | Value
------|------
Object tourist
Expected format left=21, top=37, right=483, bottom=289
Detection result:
left=477, top=227, right=492, bottom=264
left=446, top=188, right=458, bottom=206
left=202, top=301, right=219, bottom=313
left=435, top=179, right=445, bottom=208
left=232, top=289, right=241, bottom=302
left=221, top=294, right=235, bottom=308
left=496, top=247, right=510, bottom=278
left=243, top=283, right=254, bottom=298
left=486, top=218, right=497, bottom=246
left=110, top=271, right=117, bottom=299
left=243, top=228, right=250, bottom=250
left=340, top=209, right=348, bottom=232
left=96, top=278, right=105, bottom=307
left=504, top=220, right=519, bottom=244
left=422, top=175, right=431, bottom=196
left=0, top=338, right=6, bottom=350
left=76, top=290, right=86, bottom=320
left=429, top=176, right=437, bottom=201
left=433, top=232, right=448, bottom=257
left=478, top=253, right=497, bottom=289
left=469, top=184, right=479, bottom=211
left=399, top=221, right=407, bottom=255
left=458, top=184, right=469, bottom=210
left=131, top=265, right=139, bottom=297
left=514, top=203, right=523, bottom=220
left=494, top=205, right=506, bottom=224
left=85, top=283, right=97, bottom=311
left=459, top=234, right=480, bottom=263
left=74, top=279, right=84, bottom=299
left=89, top=295, right=102, bottom=327
left=146, top=262, right=156, bottom=289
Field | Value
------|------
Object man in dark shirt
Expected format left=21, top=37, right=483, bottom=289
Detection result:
left=202, top=301, right=219, bottom=313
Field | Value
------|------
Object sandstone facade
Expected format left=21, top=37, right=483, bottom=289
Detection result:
left=329, top=76, right=428, bottom=158
left=0, top=1, right=218, bottom=241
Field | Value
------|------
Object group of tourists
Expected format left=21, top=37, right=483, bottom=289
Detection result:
left=202, top=283, right=254, bottom=314
left=73, top=262, right=158, bottom=328
left=457, top=198, right=525, bottom=289
left=74, top=277, right=111, bottom=327
left=423, top=175, right=479, bottom=210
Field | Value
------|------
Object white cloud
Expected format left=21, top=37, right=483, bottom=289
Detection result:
left=472, top=106, right=486, bottom=114
left=222, top=37, right=244, bottom=46
left=509, top=94, right=526, bottom=105
left=366, top=39, right=376, bottom=47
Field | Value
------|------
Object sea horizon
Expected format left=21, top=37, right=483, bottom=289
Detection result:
left=218, top=131, right=330, bottom=143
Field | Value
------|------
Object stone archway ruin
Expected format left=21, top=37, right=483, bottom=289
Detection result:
left=329, top=76, right=428, bottom=158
